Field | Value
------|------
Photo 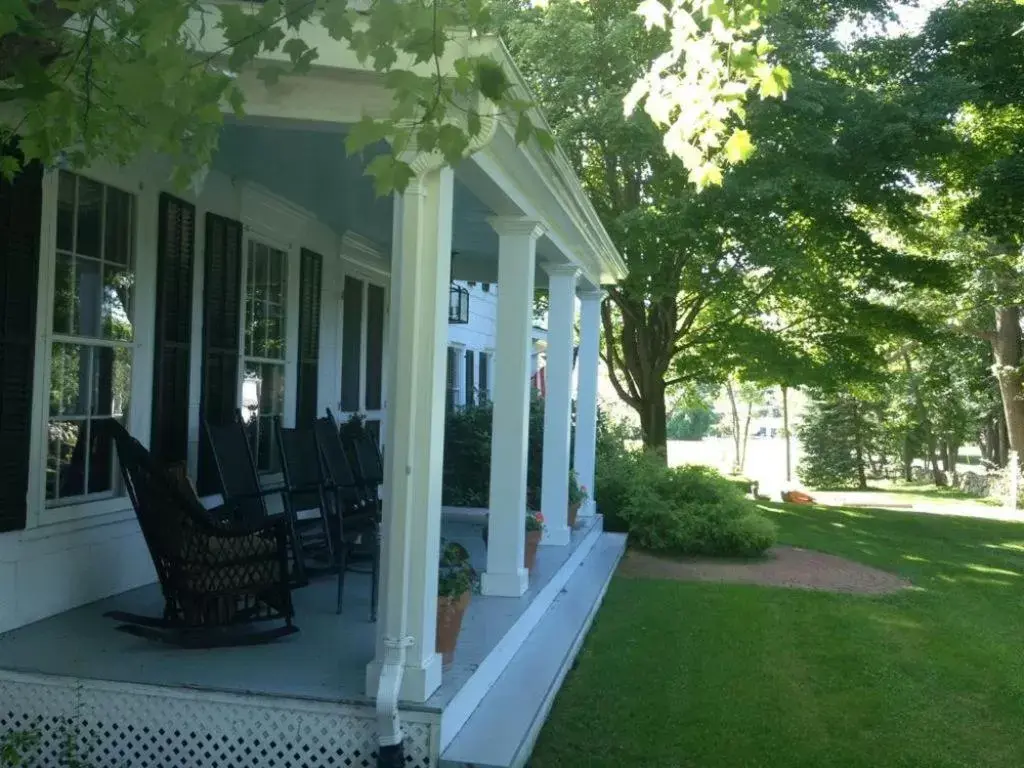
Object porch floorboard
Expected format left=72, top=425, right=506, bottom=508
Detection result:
left=0, top=514, right=600, bottom=711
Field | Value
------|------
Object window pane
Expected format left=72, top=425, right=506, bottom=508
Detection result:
left=76, top=178, right=103, bottom=258
left=75, top=257, right=102, bottom=337
left=104, top=186, right=132, bottom=265
left=56, top=172, right=75, bottom=252
left=53, top=252, right=75, bottom=334
left=47, top=421, right=83, bottom=500
left=340, top=276, right=363, bottom=411
left=50, top=343, right=88, bottom=417
left=365, top=284, right=384, bottom=411
left=92, top=346, right=131, bottom=417
left=266, top=305, right=284, bottom=360
left=102, top=265, right=133, bottom=340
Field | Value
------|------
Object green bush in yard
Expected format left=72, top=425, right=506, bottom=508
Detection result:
left=594, top=416, right=776, bottom=556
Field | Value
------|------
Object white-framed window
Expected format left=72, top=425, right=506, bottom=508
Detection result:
left=240, top=239, right=288, bottom=472
left=446, top=345, right=464, bottom=408
left=45, top=171, right=135, bottom=507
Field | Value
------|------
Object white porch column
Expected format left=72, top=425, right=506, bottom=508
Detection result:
left=573, top=290, right=603, bottom=517
left=481, top=217, right=544, bottom=597
left=540, top=266, right=579, bottom=545
left=366, top=162, right=453, bottom=704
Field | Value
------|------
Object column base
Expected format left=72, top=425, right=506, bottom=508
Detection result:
left=480, top=567, right=529, bottom=597
left=580, top=499, right=597, bottom=517
left=365, top=651, right=443, bottom=703
left=542, top=524, right=570, bottom=546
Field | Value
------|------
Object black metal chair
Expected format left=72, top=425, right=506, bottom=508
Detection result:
left=105, top=419, right=297, bottom=647
left=204, top=412, right=306, bottom=586
left=314, top=414, right=380, bottom=619
left=275, top=422, right=338, bottom=583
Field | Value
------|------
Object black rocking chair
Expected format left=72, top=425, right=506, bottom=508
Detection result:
left=315, top=414, right=380, bottom=619
left=105, top=419, right=297, bottom=648
left=205, top=413, right=307, bottom=587
left=275, top=422, right=338, bottom=581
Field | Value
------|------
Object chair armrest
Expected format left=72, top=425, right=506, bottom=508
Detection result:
left=201, top=510, right=290, bottom=539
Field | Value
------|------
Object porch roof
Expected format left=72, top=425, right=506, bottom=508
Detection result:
left=193, top=4, right=627, bottom=288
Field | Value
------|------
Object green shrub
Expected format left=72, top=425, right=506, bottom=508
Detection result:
left=593, top=418, right=776, bottom=557
left=441, top=394, right=555, bottom=509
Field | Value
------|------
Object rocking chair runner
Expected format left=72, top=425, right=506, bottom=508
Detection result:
left=105, top=419, right=297, bottom=648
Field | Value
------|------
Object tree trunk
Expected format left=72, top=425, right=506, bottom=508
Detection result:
left=998, top=409, right=1010, bottom=467
left=902, top=437, right=914, bottom=482
left=926, top=433, right=945, bottom=486
left=946, top=441, right=959, bottom=482
left=940, top=439, right=952, bottom=473
left=739, top=399, right=753, bottom=472
left=782, top=386, right=792, bottom=482
left=992, top=306, right=1024, bottom=456
left=638, top=385, right=668, bottom=460
left=726, top=380, right=742, bottom=473
left=852, top=400, right=867, bottom=489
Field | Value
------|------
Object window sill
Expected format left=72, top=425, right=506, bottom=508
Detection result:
left=24, top=499, right=136, bottom=541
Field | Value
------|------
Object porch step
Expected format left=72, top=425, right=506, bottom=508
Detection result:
left=439, top=531, right=627, bottom=768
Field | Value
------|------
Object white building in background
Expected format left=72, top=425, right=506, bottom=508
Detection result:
left=446, top=280, right=548, bottom=406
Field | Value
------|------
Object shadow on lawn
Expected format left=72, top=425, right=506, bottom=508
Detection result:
left=759, top=501, right=1024, bottom=591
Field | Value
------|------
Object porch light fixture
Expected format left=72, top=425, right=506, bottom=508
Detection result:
left=448, top=252, right=469, bottom=324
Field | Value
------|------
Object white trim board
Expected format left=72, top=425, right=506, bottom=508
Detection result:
left=437, top=516, right=604, bottom=748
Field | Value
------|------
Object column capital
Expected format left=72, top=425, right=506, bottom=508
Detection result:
left=488, top=216, right=546, bottom=240
left=578, top=288, right=606, bottom=302
left=543, top=263, right=580, bottom=279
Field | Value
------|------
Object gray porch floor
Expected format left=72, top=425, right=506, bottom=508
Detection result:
left=0, top=513, right=599, bottom=712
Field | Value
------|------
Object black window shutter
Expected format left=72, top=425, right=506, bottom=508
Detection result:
left=295, top=248, right=323, bottom=424
left=198, top=212, right=243, bottom=492
left=464, top=349, right=475, bottom=406
left=445, top=347, right=457, bottom=410
left=479, top=353, right=489, bottom=403
left=0, top=154, right=43, bottom=533
left=151, top=194, right=195, bottom=466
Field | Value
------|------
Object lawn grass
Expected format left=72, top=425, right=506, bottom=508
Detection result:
left=530, top=503, right=1024, bottom=768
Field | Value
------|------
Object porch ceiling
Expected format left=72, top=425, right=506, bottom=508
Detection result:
left=213, top=120, right=564, bottom=285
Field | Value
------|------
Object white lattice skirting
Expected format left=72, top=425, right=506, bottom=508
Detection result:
left=0, top=672, right=437, bottom=767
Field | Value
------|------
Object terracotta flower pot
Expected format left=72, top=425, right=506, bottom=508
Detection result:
left=568, top=502, right=581, bottom=529
left=436, top=591, right=471, bottom=666
left=524, top=529, right=542, bottom=571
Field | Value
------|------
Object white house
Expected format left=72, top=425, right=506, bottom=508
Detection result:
left=0, top=14, right=627, bottom=768
left=445, top=280, right=548, bottom=406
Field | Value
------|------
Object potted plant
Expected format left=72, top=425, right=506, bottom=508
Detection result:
left=568, top=470, right=587, bottom=529
left=524, top=511, right=544, bottom=571
left=436, top=540, right=476, bottom=667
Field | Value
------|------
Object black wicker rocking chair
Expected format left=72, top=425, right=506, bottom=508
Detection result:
left=105, top=419, right=298, bottom=648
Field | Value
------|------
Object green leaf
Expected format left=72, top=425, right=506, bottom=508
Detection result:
left=534, top=128, right=556, bottom=152
left=477, top=60, right=509, bottom=102
left=227, top=85, right=246, bottom=118
left=346, top=116, right=389, bottom=154
left=437, top=124, right=469, bottom=164
left=262, top=26, right=286, bottom=52
left=514, top=113, right=533, bottom=145
left=723, top=129, right=754, bottom=164
left=0, top=154, right=21, bottom=182
left=755, top=35, right=774, bottom=56
left=257, top=65, right=285, bottom=86
left=365, top=153, right=415, bottom=196
left=283, top=37, right=310, bottom=63
left=321, top=3, right=354, bottom=40
left=467, top=108, right=482, bottom=138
